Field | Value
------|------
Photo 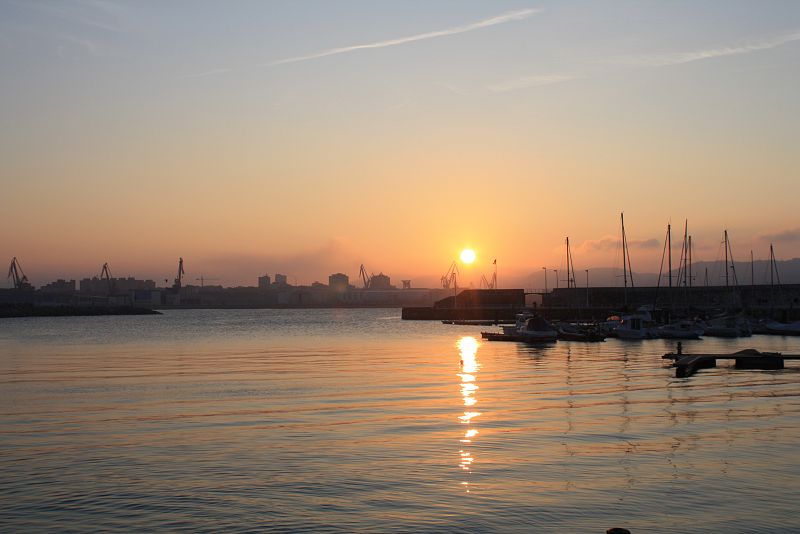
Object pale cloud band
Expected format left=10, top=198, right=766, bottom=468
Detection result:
left=608, top=30, right=800, bottom=67
left=490, top=29, right=800, bottom=93
left=270, top=8, right=541, bottom=66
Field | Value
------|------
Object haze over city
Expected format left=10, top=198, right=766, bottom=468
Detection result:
left=2, top=1, right=799, bottom=287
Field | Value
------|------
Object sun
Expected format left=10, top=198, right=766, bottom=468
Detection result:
left=460, top=248, right=476, bottom=264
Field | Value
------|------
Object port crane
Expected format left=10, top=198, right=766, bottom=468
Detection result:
left=358, top=264, right=372, bottom=289
left=441, top=261, right=459, bottom=289
left=479, top=259, right=498, bottom=289
left=479, top=273, right=496, bottom=289
left=195, top=276, right=220, bottom=287
left=7, top=257, right=32, bottom=290
left=100, top=262, right=116, bottom=295
left=173, top=257, right=185, bottom=290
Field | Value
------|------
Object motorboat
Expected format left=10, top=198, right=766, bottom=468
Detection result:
left=555, top=322, right=606, bottom=342
left=516, top=316, right=559, bottom=342
left=502, top=311, right=536, bottom=336
left=763, top=320, right=800, bottom=336
left=614, top=312, right=656, bottom=339
left=704, top=315, right=752, bottom=338
left=656, top=320, right=704, bottom=340
left=482, top=313, right=558, bottom=342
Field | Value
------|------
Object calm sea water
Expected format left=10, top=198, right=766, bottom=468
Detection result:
left=2, top=309, right=800, bottom=533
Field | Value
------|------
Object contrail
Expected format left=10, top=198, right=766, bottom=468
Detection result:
left=488, top=29, right=800, bottom=93
left=269, top=8, right=541, bottom=66
left=608, top=30, right=800, bottom=67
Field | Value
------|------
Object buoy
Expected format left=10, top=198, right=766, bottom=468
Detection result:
left=606, top=528, right=631, bottom=534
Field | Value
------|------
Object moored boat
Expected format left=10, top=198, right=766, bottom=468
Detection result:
left=555, top=322, right=606, bottom=342
left=481, top=314, right=558, bottom=343
left=656, top=320, right=704, bottom=340
left=763, top=320, right=800, bottom=336
left=704, top=315, right=752, bottom=338
left=614, top=312, right=656, bottom=339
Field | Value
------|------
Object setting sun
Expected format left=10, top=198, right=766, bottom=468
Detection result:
left=460, top=249, right=476, bottom=264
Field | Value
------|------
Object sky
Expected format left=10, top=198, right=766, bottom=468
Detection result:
left=2, top=0, right=799, bottom=288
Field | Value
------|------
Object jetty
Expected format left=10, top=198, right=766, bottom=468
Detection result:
left=662, top=342, right=800, bottom=378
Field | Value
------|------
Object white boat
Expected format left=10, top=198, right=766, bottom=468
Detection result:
left=516, top=316, right=559, bottom=342
left=615, top=312, right=656, bottom=339
left=502, top=311, right=536, bottom=336
left=656, top=320, right=704, bottom=339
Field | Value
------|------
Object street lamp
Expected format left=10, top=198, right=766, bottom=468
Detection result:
left=542, top=267, right=548, bottom=293
left=553, top=269, right=559, bottom=290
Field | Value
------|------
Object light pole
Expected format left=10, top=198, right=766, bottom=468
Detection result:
left=553, top=269, right=559, bottom=290
left=542, top=267, right=547, bottom=293
left=585, top=269, right=589, bottom=307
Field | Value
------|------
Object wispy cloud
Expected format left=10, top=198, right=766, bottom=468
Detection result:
left=9, top=0, right=126, bottom=33
left=607, top=30, right=800, bottom=67
left=489, top=29, right=800, bottom=93
left=488, top=73, right=580, bottom=92
left=269, top=8, right=541, bottom=66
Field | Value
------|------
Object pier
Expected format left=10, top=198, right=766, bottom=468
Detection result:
left=663, top=343, right=800, bottom=378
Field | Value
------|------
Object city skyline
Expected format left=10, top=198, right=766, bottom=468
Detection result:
left=2, top=1, right=799, bottom=287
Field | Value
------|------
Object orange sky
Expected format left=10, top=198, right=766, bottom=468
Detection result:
left=2, top=2, right=799, bottom=287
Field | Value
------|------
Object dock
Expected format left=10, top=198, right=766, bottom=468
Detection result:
left=662, top=343, right=800, bottom=378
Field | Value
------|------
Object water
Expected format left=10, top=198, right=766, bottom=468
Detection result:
left=2, top=309, right=800, bottom=533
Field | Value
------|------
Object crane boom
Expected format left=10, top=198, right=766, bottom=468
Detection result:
left=173, top=257, right=185, bottom=289
left=100, top=262, right=115, bottom=295
left=358, top=264, right=371, bottom=289
left=441, top=261, right=459, bottom=289
left=7, top=257, right=32, bottom=290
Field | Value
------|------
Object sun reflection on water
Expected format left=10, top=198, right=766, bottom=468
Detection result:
left=457, top=336, right=481, bottom=491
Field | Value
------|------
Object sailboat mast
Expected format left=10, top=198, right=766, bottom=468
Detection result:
left=724, top=230, right=729, bottom=287
left=569, top=237, right=576, bottom=289
left=683, top=221, right=688, bottom=287
left=688, top=235, right=693, bottom=288
left=668, top=223, right=672, bottom=289
left=770, top=243, right=775, bottom=311
left=621, top=213, right=628, bottom=304
left=770, top=244, right=775, bottom=288
left=565, top=237, right=571, bottom=289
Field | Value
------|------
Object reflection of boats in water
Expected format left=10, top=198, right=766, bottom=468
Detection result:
left=482, top=313, right=558, bottom=343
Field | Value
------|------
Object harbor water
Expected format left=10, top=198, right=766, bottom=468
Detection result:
left=2, top=309, right=800, bottom=532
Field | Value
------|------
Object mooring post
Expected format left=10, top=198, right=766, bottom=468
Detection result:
left=677, top=342, right=682, bottom=355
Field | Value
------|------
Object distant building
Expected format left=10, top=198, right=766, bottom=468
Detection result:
left=80, top=277, right=156, bottom=295
left=274, top=273, right=288, bottom=286
left=40, top=279, right=76, bottom=293
left=258, top=274, right=271, bottom=289
left=369, top=273, right=393, bottom=290
left=328, top=273, right=349, bottom=292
